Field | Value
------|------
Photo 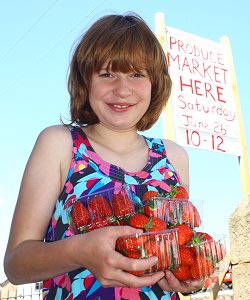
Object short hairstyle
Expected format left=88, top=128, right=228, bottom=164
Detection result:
left=67, top=13, right=172, bottom=131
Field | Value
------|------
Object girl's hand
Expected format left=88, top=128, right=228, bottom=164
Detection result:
left=158, top=270, right=203, bottom=294
left=77, top=225, right=164, bottom=288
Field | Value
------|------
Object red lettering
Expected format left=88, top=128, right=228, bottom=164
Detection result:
left=221, top=68, right=228, bottom=84
left=209, top=52, right=217, bottom=64
left=194, top=80, right=203, bottom=96
left=178, top=39, right=185, bottom=53
left=203, top=63, right=213, bottom=81
left=182, top=57, right=192, bottom=73
left=217, top=86, right=226, bottom=103
left=167, top=53, right=180, bottom=69
left=217, top=53, right=224, bottom=65
left=214, top=66, right=221, bottom=83
left=179, top=77, right=226, bottom=102
left=192, top=59, right=203, bottom=78
left=180, top=76, right=194, bottom=94
left=169, top=36, right=177, bottom=50
left=204, top=82, right=215, bottom=100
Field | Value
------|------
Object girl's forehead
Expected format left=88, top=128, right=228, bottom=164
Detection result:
left=97, top=58, right=148, bottom=73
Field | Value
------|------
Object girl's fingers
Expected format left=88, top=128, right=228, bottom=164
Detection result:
left=115, top=269, right=165, bottom=288
left=161, top=271, right=203, bottom=293
left=119, top=255, right=158, bottom=272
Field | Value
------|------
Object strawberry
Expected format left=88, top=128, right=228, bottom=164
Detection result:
left=191, top=231, right=213, bottom=254
left=71, top=201, right=91, bottom=230
left=116, top=236, right=143, bottom=255
left=144, top=239, right=159, bottom=257
left=172, top=224, right=194, bottom=246
left=143, top=191, right=160, bottom=201
left=190, top=255, right=215, bottom=280
left=181, top=202, right=201, bottom=228
left=168, top=185, right=189, bottom=199
left=143, top=199, right=158, bottom=217
left=172, top=265, right=191, bottom=281
left=83, top=216, right=113, bottom=233
left=127, top=251, right=141, bottom=259
left=144, top=198, right=169, bottom=220
left=179, top=246, right=195, bottom=265
left=144, top=238, right=169, bottom=271
left=195, top=231, right=213, bottom=242
left=143, top=240, right=160, bottom=272
left=111, top=191, right=135, bottom=220
left=145, top=216, right=167, bottom=232
left=125, top=240, right=147, bottom=277
left=214, top=242, right=226, bottom=262
left=88, top=195, right=113, bottom=218
left=117, top=236, right=147, bottom=276
left=128, top=213, right=149, bottom=230
left=127, top=269, right=145, bottom=276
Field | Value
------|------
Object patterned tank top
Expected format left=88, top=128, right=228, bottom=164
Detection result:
left=43, top=126, right=181, bottom=300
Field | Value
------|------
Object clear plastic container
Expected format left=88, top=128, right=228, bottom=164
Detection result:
left=116, top=228, right=180, bottom=276
left=172, top=235, right=228, bottom=281
left=142, top=197, right=202, bottom=229
left=68, top=184, right=135, bottom=234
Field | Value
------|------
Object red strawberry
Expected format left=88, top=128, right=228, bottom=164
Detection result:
left=145, top=216, right=167, bottom=232
left=168, top=185, right=189, bottom=199
left=83, top=216, right=113, bottom=233
left=214, top=242, right=226, bottom=262
left=190, top=255, right=215, bottom=280
left=181, top=202, right=201, bottom=228
left=111, top=192, right=135, bottom=220
left=172, top=265, right=191, bottom=281
left=71, top=201, right=91, bottom=230
left=144, top=198, right=169, bottom=220
left=116, top=236, right=143, bottom=255
left=179, top=246, right=195, bottom=265
left=191, top=231, right=214, bottom=256
left=195, top=231, right=213, bottom=242
left=88, top=195, right=113, bottom=218
left=143, top=191, right=160, bottom=201
left=172, top=224, right=194, bottom=246
left=144, top=239, right=159, bottom=257
left=125, top=239, right=147, bottom=277
left=127, top=269, right=145, bottom=276
left=127, top=251, right=141, bottom=259
left=143, top=199, right=158, bottom=217
left=143, top=240, right=160, bottom=272
left=144, top=238, right=170, bottom=271
left=128, top=213, right=149, bottom=230
left=117, top=236, right=147, bottom=276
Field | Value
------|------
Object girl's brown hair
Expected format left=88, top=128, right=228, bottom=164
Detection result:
left=67, top=13, right=172, bottom=131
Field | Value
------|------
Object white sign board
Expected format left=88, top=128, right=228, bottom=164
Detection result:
left=166, top=26, right=241, bottom=155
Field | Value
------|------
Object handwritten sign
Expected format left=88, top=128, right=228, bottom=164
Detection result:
left=166, top=27, right=241, bottom=155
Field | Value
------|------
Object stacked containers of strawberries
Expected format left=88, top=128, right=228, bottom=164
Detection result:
left=68, top=185, right=228, bottom=281
left=68, top=185, right=181, bottom=274
left=141, top=186, right=228, bottom=282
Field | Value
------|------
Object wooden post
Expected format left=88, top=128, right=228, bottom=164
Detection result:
left=155, top=12, right=175, bottom=141
left=220, top=36, right=250, bottom=195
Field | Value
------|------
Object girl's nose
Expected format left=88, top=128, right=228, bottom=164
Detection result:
left=113, top=77, right=133, bottom=98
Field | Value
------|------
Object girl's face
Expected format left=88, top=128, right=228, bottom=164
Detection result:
left=88, top=64, right=152, bottom=132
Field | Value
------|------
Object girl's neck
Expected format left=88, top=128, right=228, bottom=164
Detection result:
left=82, top=124, right=148, bottom=172
left=83, top=124, right=142, bottom=149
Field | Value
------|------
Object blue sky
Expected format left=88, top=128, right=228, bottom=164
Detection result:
left=1, top=0, right=249, bottom=280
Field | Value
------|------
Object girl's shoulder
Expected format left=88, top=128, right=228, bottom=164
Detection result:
left=37, top=125, right=72, bottom=143
left=35, top=125, right=73, bottom=159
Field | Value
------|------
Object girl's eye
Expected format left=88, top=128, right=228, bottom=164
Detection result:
left=132, top=72, right=147, bottom=78
left=99, top=72, right=113, bottom=78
